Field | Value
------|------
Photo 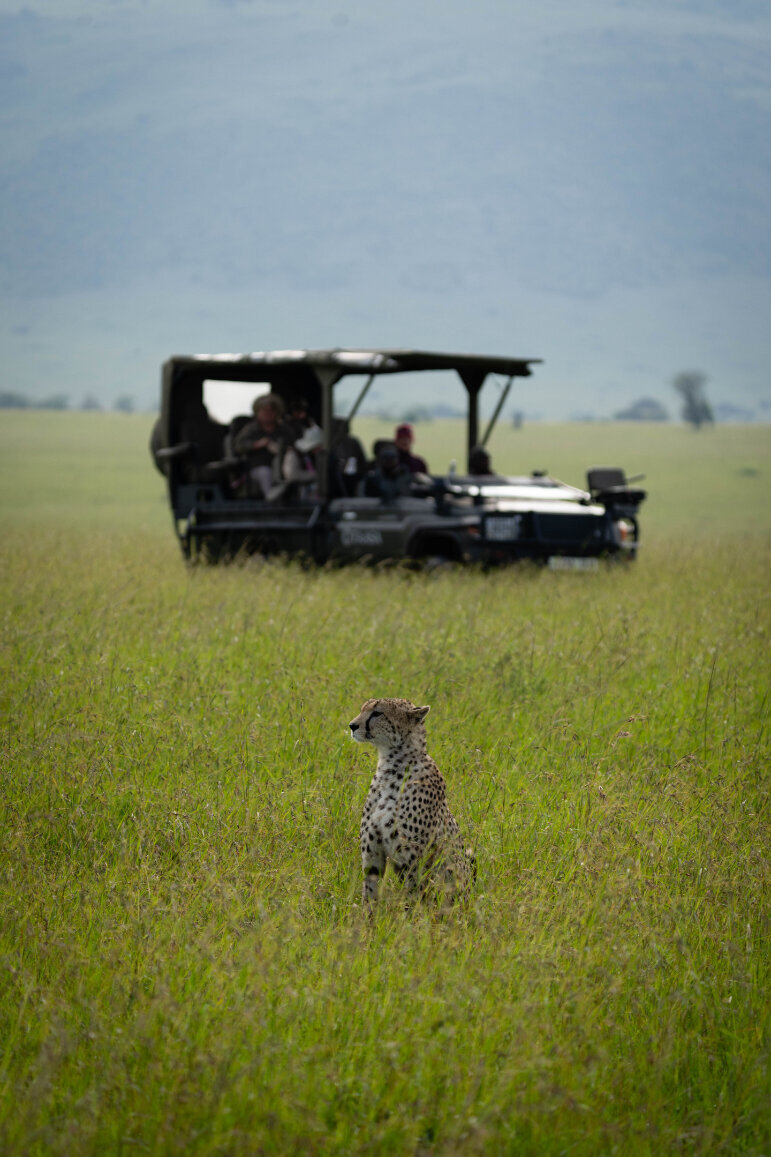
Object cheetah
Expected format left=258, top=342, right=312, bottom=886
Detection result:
left=349, top=697, right=476, bottom=907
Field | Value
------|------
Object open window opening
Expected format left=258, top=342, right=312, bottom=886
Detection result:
left=203, top=379, right=271, bottom=425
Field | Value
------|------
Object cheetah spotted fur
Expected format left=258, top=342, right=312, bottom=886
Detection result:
left=349, top=698, right=476, bottom=906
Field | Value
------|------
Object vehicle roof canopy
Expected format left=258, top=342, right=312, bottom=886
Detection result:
left=160, top=347, right=542, bottom=465
left=165, top=347, right=539, bottom=381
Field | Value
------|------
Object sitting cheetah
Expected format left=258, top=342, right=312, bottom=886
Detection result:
left=349, top=697, right=476, bottom=907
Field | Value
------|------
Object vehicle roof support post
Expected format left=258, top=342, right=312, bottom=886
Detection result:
left=312, top=365, right=340, bottom=501
left=457, top=369, right=488, bottom=469
left=345, top=373, right=375, bottom=425
left=480, top=375, right=514, bottom=448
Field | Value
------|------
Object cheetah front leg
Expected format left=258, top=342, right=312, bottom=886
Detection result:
left=392, top=844, right=425, bottom=902
left=361, top=830, right=386, bottom=907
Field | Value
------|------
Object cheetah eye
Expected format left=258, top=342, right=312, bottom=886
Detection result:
left=369, top=710, right=383, bottom=719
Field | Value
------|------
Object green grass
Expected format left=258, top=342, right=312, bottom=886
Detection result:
left=0, top=413, right=768, bottom=1155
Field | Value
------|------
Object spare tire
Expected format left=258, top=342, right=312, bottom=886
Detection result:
left=149, top=418, right=168, bottom=476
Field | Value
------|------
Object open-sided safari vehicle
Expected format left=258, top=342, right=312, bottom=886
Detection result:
left=150, top=348, right=646, bottom=567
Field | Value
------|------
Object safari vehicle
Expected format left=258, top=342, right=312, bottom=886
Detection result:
left=150, top=348, right=646, bottom=568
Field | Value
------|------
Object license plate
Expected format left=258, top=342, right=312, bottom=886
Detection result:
left=485, top=514, right=523, bottom=541
left=548, top=556, right=599, bottom=572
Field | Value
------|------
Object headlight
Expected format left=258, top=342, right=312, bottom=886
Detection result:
left=615, top=518, right=635, bottom=544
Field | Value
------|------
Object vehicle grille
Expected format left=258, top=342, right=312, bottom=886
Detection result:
left=532, top=513, right=604, bottom=544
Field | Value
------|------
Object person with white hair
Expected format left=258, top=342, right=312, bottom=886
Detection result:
left=233, top=393, right=290, bottom=498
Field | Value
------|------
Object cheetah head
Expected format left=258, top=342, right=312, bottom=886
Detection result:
left=349, top=698, right=430, bottom=750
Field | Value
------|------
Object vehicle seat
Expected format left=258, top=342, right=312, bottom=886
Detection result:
left=371, top=438, right=398, bottom=464
left=587, top=467, right=627, bottom=493
left=587, top=466, right=647, bottom=509
left=224, top=415, right=251, bottom=459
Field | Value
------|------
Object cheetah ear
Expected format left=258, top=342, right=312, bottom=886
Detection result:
left=411, top=705, right=430, bottom=723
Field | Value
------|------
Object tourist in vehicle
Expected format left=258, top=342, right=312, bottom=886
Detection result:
left=286, top=397, right=314, bottom=440
left=468, top=445, right=499, bottom=477
left=282, top=424, right=324, bottom=499
left=332, top=418, right=367, bottom=496
left=233, top=393, right=289, bottom=498
left=359, top=443, right=412, bottom=502
left=394, top=422, right=429, bottom=475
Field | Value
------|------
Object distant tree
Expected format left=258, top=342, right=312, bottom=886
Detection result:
left=672, top=371, right=714, bottom=429
left=80, top=393, right=102, bottom=411
left=512, top=410, right=524, bottom=429
left=40, top=394, right=69, bottom=410
left=114, top=394, right=135, bottom=413
left=0, top=391, right=29, bottom=409
left=614, top=397, right=669, bottom=422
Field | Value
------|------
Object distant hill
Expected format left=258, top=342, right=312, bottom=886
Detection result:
left=1, top=1, right=769, bottom=418
left=614, top=398, right=670, bottom=422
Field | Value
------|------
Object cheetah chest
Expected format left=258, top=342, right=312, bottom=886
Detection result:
left=364, top=769, right=441, bottom=860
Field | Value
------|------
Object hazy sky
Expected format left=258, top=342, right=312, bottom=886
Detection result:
left=1, top=0, right=769, bottom=418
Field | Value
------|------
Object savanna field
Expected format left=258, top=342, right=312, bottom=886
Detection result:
left=0, top=412, right=768, bottom=1155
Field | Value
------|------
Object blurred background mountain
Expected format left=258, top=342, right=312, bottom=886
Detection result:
left=1, top=0, right=769, bottom=418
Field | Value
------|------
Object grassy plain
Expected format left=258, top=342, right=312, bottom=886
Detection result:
left=0, top=412, right=768, bottom=1155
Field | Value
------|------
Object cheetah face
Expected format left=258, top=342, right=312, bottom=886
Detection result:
left=349, top=698, right=430, bottom=750
left=349, top=699, right=380, bottom=744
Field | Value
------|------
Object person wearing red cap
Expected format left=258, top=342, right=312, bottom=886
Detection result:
left=394, top=423, right=429, bottom=475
